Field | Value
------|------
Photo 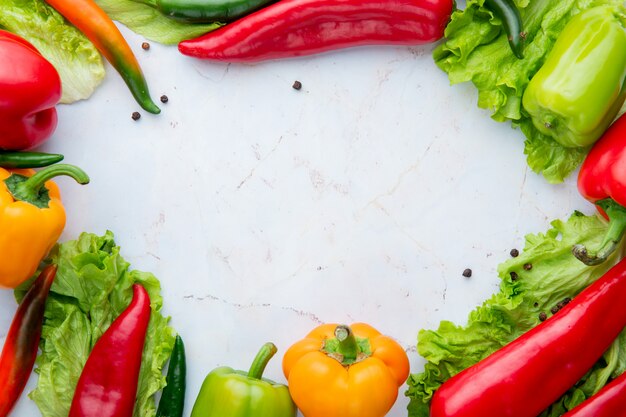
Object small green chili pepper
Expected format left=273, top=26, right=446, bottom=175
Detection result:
left=522, top=5, right=626, bottom=148
left=190, top=342, right=296, bottom=417
left=157, top=335, right=186, bottom=417
left=0, top=152, right=64, bottom=169
left=484, top=0, right=524, bottom=59
left=152, top=0, right=274, bottom=23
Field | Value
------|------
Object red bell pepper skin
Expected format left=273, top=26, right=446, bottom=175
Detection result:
left=563, top=371, right=626, bottom=417
left=429, top=256, right=626, bottom=417
left=0, top=265, right=57, bottom=417
left=0, top=30, right=61, bottom=151
left=178, top=0, right=454, bottom=62
left=69, top=284, right=151, bottom=417
left=574, top=113, right=626, bottom=265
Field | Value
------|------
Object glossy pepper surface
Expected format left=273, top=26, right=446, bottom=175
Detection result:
left=43, top=0, right=160, bottom=113
left=574, top=113, right=626, bottom=265
left=156, top=335, right=186, bottom=417
left=0, top=265, right=57, bottom=417
left=563, top=370, right=626, bottom=417
left=179, top=0, right=453, bottom=62
left=69, top=284, right=151, bottom=417
left=153, top=0, right=274, bottom=23
left=191, top=342, right=296, bottom=417
left=0, top=151, right=64, bottom=169
left=0, top=164, right=89, bottom=289
left=483, top=0, right=524, bottom=59
left=0, top=30, right=61, bottom=151
left=522, top=5, right=626, bottom=148
left=429, top=256, right=626, bottom=417
left=282, top=323, right=409, bottom=417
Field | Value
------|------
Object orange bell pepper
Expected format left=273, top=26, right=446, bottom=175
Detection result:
left=282, top=322, right=409, bottom=417
left=0, top=164, right=89, bottom=288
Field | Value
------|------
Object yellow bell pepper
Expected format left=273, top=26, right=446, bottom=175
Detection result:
left=0, top=164, right=89, bottom=289
left=282, top=323, right=410, bottom=417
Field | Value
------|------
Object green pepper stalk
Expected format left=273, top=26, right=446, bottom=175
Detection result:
left=483, top=0, right=524, bottom=59
left=190, top=342, right=297, bottom=417
left=522, top=5, right=626, bottom=148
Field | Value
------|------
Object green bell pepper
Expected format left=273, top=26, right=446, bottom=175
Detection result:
left=522, top=5, right=626, bottom=148
left=190, top=343, right=297, bottom=417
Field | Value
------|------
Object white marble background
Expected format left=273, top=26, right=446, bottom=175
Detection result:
left=0, top=23, right=591, bottom=416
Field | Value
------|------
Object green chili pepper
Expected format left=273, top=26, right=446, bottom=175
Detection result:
left=0, top=152, right=64, bottom=169
left=522, top=5, right=626, bottom=148
left=157, top=335, right=186, bottom=417
left=152, top=0, right=274, bottom=23
left=190, top=342, right=296, bottom=417
left=484, top=0, right=524, bottom=59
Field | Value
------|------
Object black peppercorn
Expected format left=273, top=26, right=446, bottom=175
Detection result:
left=539, top=312, right=547, bottom=321
left=523, top=263, right=533, bottom=271
left=160, top=95, right=169, bottom=103
left=292, top=80, right=302, bottom=90
left=462, top=268, right=472, bottom=278
left=510, top=271, right=518, bottom=281
left=550, top=306, right=560, bottom=314
left=510, top=249, right=519, bottom=257
left=131, top=112, right=141, bottom=121
left=141, top=42, right=150, bottom=50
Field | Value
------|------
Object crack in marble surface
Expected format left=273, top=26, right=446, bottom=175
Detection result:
left=237, top=135, right=285, bottom=189
left=183, top=294, right=324, bottom=324
left=193, top=63, right=231, bottom=83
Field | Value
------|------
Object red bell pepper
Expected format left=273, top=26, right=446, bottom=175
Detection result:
left=69, top=284, right=151, bottom=417
left=429, top=256, right=626, bottom=417
left=178, top=0, right=454, bottom=62
left=562, top=370, right=626, bottom=417
left=0, top=265, right=57, bottom=417
left=0, top=30, right=61, bottom=151
left=574, top=113, right=626, bottom=265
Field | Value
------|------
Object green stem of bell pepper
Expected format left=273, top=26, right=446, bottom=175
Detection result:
left=573, top=199, right=626, bottom=265
left=157, top=335, right=187, bottom=417
left=334, top=325, right=359, bottom=364
left=247, top=342, right=277, bottom=380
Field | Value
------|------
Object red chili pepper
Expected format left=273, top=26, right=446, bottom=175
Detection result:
left=69, top=284, right=151, bottom=417
left=0, top=265, right=57, bottom=417
left=43, top=0, right=160, bottom=114
left=429, top=256, right=626, bottom=417
left=562, top=370, right=626, bottom=417
left=0, top=30, right=61, bottom=151
left=573, top=113, right=626, bottom=265
left=178, top=0, right=453, bottom=62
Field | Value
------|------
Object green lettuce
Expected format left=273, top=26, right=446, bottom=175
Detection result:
left=406, top=212, right=626, bottom=416
left=16, top=231, right=175, bottom=417
left=434, top=0, right=624, bottom=183
left=95, top=0, right=220, bottom=45
left=0, top=0, right=105, bottom=103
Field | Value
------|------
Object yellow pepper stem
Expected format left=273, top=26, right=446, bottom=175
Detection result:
left=6, top=164, right=90, bottom=209
left=334, top=325, right=359, bottom=364
left=247, top=342, right=277, bottom=380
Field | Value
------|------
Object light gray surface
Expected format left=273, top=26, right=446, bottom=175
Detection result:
left=0, top=24, right=593, bottom=416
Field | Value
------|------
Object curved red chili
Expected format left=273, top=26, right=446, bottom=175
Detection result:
left=429, top=256, right=626, bottom=417
left=0, top=265, right=57, bottom=417
left=574, top=113, right=626, bottom=265
left=563, top=370, right=626, bottom=417
left=178, top=0, right=454, bottom=62
left=69, top=284, right=151, bottom=417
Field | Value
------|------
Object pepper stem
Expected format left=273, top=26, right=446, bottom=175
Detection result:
left=573, top=198, right=626, bottom=265
left=247, top=342, right=277, bottom=380
left=6, top=164, right=90, bottom=209
left=334, top=325, right=359, bottom=363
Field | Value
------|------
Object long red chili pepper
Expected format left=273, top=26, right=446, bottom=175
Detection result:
left=178, top=0, right=454, bottom=62
left=43, top=0, right=160, bottom=114
left=69, top=284, right=151, bottom=417
left=429, top=256, right=626, bottom=417
left=574, top=113, right=626, bottom=265
left=0, top=265, right=57, bottom=417
left=563, top=371, right=626, bottom=417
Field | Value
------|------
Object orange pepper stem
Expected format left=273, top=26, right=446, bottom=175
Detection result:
left=573, top=198, right=626, bottom=265
left=6, top=164, right=90, bottom=209
left=334, top=325, right=359, bottom=364
left=247, top=342, right=277, bottom=380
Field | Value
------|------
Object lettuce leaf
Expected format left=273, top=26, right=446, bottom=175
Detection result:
left=434, top=0, right=624, bottom=183
left=0, top=0, right=105, bottom=103
left=16, top=231, right=175, bottom=417
left=95, top=0, right=220, bottom=44
left=406, top=212, right=626, bottom=416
